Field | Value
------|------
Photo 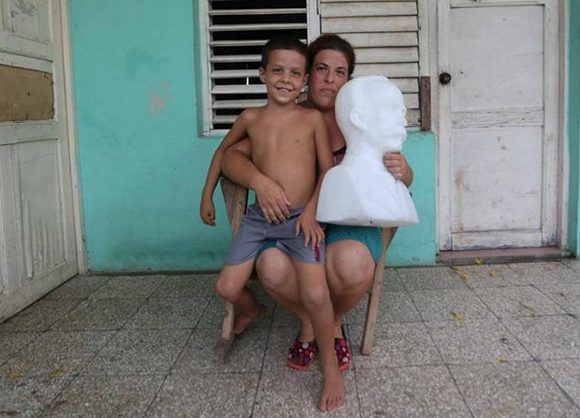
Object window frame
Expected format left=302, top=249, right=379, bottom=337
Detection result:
left=198, top=0, right=320, bottom=136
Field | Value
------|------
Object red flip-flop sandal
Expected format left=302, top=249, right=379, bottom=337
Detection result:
left=335, top=326, right=351, bottom=371
left=287, top=337, right=317, bottom=370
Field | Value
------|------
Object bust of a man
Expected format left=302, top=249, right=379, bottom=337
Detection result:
left=316, top=75, right=419, bottom=227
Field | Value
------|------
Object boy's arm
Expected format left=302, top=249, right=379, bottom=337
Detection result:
left=222, top=140, right=291, bottom=223
left=199, top=111, right=251, bottom=226
left=295, top=111, right=333, bottom=247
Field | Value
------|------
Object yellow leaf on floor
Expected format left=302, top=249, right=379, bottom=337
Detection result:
left=451, top=266, right=461, bottom=273
left=473, top=258, right=483, bottom=265
left=48, top=367, right=65, bottom=378
left=489, top=271, right=497, bottom=277
left=6, top=371, right=22, bottom=381
left=450, top=311, right=464, bottom=322
left=461, top=273, right=470, bottom=281
left=497, top=354, right=506, bottom=363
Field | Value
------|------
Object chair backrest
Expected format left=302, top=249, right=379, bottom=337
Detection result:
left=220, top=177, right=249, bottom=237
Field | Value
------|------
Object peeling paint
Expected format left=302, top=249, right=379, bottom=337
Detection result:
left=148, top=81, right=170, bottom=116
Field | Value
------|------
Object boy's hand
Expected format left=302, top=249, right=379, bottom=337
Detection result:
left=295, top=209, right=325, bottom=249
left=254, top=176, right=291, bottom=224
left=200, top=195, right=216, bottom=226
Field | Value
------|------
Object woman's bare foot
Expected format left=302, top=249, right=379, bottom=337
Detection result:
left=318, top=367, right=345, bottom=411
left=233, top=304, right=266, bottom=335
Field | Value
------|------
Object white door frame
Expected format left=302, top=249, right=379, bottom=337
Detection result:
left=433, top=0, right=567, bottom=251
left=60, top=0, right=86, bottom=273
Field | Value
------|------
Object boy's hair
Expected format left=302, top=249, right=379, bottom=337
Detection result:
left=260, top=36, right=309, bottom=70
left=308, top=34, right=356, bottom=77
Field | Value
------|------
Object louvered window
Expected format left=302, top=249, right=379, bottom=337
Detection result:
left=319, top=0, right=422, bottom=127
left=200, top=0, right=318, bottom=133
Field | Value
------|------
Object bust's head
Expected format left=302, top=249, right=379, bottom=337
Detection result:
left=335, top=76, right=407, bottom=153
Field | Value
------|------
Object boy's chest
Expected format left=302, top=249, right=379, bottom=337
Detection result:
left=248, top=120, right=314, bottom=154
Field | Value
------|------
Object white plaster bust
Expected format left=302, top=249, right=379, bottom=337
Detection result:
left=316, top=75, right=419, bottom=227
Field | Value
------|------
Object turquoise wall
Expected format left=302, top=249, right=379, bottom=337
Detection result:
left=568, top=1, right=580, bottom=254
left=70, top=0, right=437, bottom=272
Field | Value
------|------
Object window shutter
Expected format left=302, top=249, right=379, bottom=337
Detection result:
left=320, top=0, right=421, bottom=126
left=206, top=1, right=308, bottom=131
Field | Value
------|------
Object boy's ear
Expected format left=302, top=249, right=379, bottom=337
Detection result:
left=349, top=109, right=366, bottom=131
left=258, top=67, right=266, bottom=83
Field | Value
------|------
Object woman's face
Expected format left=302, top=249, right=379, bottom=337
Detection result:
left=308, top=49, right=350, bottom=111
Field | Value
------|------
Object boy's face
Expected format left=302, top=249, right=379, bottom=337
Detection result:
left=259, top=49, right=308, bottom=105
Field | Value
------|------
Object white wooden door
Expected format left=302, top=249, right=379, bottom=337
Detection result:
left=437, top=0, right=561, bottom=250
left=0, top=0, right=78, bottom=321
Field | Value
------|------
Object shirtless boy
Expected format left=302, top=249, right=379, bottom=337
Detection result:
left=199, top=37, right=344, bottom=411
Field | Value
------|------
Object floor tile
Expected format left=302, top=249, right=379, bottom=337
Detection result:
left=474, top=286, right=565, bottom=318
left=381, top=268, right=408, bottom=292
left=396, top=267, right=468, bottom=291
left=253, top=368, right=359, bottom=417
left=271, top=304, right=301, bottom=328
left=90, top=275, right=165, bottom=299
left=50, top=298, right=143, bottom=331
left=197, top=290, right=273, bottom=329
left=86, top=329, right=190, bottom=375
left=149, top=275, right=215, bottom=299
left=541, top=359, right=580, bottom=408
left=172, top=326, right=268, bottom=374
left=0, top=332, right=41, bottom=364
left=356, top=366, right=470, bottom=417
left=349, top=323, right=442, bottom=369
left=450, top=362, right=579, bottom=417
left=426, top=319, right=531, bottom=364
left=263, top=326, right=301, bottom=370
left=45, top=374, right=165, bottom=416
left=454, top=264, right=529, bottom=288
left=0, top=372, right=75, bottom=417
left=0, top=299, right=82, bottom=332
left=123, top=297, right=207, bottom=329
left=43, top=275, right=112, bottom=300
left=1, top=331, right=114, bottom=376
left=543, top=291, right=580, bottom=317
left=348, top=291, right=421, bottom=325
left=508, top=262, right=579, bottom=285
left=148, top=372, right=258, bottom=417
left=409, top=289, right=494, bottom=322
left=502, top=315, right=580, bottom=360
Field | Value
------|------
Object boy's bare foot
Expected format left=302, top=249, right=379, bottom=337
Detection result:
left=233, top=304, right=266, bottom=335
left=319, top=367, right=345, bottom=411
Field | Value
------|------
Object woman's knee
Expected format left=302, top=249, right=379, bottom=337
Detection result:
left=327, top=242, right=375, bottom=291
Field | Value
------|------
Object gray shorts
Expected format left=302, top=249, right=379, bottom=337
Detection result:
left=225, top=204, right=325, bottom=265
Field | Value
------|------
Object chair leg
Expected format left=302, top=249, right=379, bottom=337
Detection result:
left=361, top=258, right=386, bottom=355
left=215, top=301, right=235, bottom=360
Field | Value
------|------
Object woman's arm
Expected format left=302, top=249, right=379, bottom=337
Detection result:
left=383, top=152, right=414, bottom=187
left=221, top=140, right=291, bottom=223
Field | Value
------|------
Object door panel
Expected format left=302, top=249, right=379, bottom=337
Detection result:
left=0, top=0, right=78, bottom=322
left=438, top=0, right=561, bottom=251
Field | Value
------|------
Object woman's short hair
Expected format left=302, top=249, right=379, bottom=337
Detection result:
left=308, top=34, right=356, bottom=76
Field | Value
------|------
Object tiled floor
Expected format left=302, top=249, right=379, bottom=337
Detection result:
left=1, top=261, right=579, bottom=417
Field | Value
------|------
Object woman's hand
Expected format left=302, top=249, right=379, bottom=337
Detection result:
left=383, top=152, right=413, bottom=186
left=200, top=194, right=216, bottom=226
left=254, top=175, right=291, bottom=224
left=295, top=208, right=325, bottom=249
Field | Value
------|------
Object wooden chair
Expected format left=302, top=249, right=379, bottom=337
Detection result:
left=216, top=176, right=390, bottom=357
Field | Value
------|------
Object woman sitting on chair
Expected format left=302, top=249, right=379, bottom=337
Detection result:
left=220, top=34, right=414, bottom=369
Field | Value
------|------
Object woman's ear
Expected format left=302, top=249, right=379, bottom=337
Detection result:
left=349, top=110, right=366, bottom=131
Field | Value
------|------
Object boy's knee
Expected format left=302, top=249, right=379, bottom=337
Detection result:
left=215, top=274, right=240, bottom=302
